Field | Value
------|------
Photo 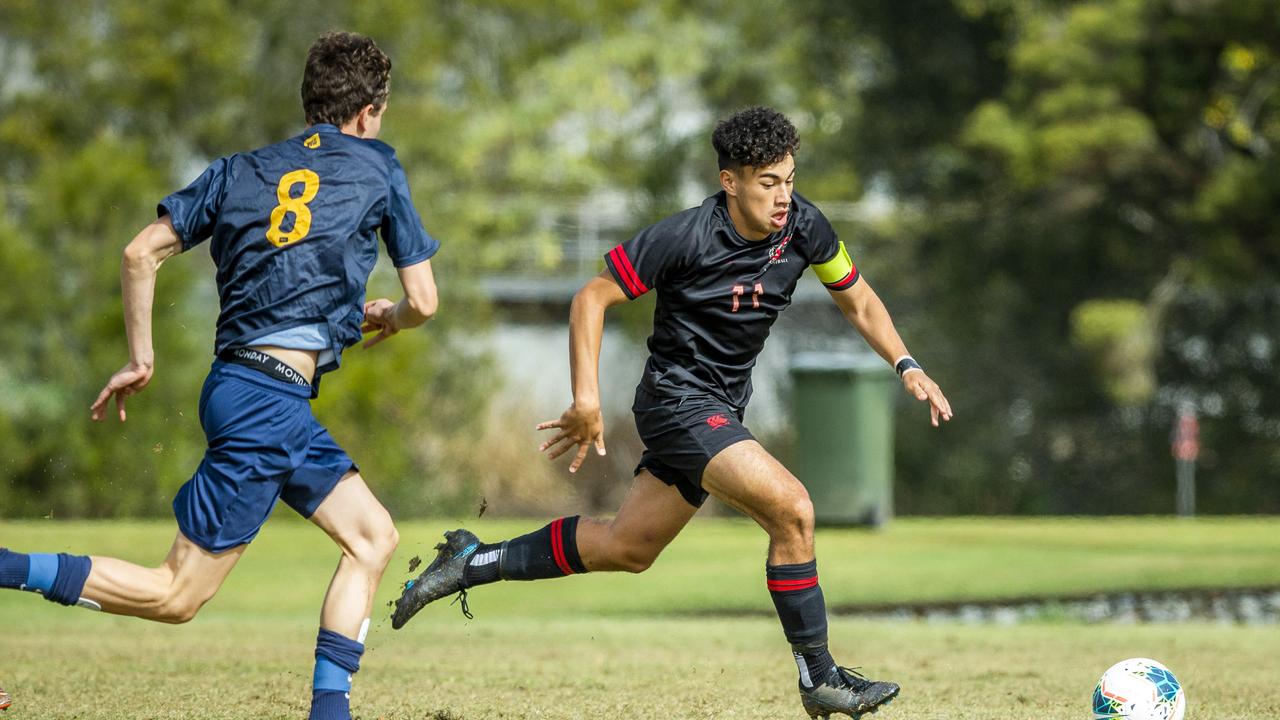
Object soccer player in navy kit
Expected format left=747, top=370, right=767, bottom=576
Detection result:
left=0, top=33, right=436, bottom=720
left=394, top=107, right=952, bottom=718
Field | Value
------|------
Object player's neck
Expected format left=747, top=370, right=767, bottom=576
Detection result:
left=726, top=201, right=770, bottom=242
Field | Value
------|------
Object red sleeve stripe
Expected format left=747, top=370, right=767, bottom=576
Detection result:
left=608, top=245, right=649, bottom=297
left=550, top=517, right=575, bottom=576
left=822, top=266, right=860, bottom=291
left=766, top=576, right=819, bottom=592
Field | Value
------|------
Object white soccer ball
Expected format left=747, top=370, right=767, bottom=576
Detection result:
left=1092, top=658, right=1186, bottom=720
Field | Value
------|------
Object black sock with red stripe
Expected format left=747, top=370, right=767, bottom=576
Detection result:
left=464, top=516, right=587, bottom=586
left=767, top=559, right=834, bottom=688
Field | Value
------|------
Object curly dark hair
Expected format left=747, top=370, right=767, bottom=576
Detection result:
left=711, top=106, right=800, bottom=171
left=301, top=31, right=392, bottom=126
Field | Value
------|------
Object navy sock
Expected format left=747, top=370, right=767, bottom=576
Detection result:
left=0, top=549, right=91, bottom=606
left=48, top=553, right=93, bottom=606
left=0, top=549, right=31, bottom=589
left=767, top=560, right=834, bottom=688
left=309, top=628, right=364, bottom=720
left=309, top=691, right=349, bottom=720
left=793, top=645, right=837, bottom=689
left=474, top=516, right=587, bottom=582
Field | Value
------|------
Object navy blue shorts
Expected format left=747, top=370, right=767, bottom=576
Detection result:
left=173, top=360, right=356, bottom=553
left=631, top=387, right=755, bottom=508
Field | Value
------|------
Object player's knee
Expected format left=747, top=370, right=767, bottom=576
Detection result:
left=771, top=493, right=815, bottom=545
left=615, top=548, right=657, bottom=574
left=350, top=520, right=398, bottom=571
left=154, top=590, right=208, bottom=624
left=378, top=524, right=401, bottom=567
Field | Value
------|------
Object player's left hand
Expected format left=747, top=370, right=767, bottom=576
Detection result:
left=903, top=370, right=953, bottom=427
left=90, top=361, right=154, bottom=422
left=361, top=298, right=399, bottom=349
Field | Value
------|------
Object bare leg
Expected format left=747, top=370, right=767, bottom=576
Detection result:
left=80, top=532, right=245, bottom=623
left=575, top=470, right=699, bottom=572
left=308, top=471, right=398, bottom=638
left=700, top=439, right=814, bottom=566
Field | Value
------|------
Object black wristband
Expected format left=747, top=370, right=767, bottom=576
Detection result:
left=895, top=356, right=922, bottom=378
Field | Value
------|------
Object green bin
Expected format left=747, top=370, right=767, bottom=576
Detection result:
left=789, top=352, right=897, bottom=527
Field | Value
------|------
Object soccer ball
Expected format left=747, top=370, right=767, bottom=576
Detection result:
left=1092, top=658, right=1186, bottom=720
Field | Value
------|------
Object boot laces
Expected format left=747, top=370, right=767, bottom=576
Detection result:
left=450, top=589, right=474, bottom=619
left=833, top=666, right=873, bottom=691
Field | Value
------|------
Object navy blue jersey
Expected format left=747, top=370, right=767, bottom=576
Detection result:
left=604, top=192, right=855, bottom=409
left=158, top=123, right=438, bottom=386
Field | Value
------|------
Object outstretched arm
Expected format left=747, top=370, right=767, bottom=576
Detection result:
left=90, top=216, right=183, bottom=422
left=360, top=260, right=438, bottom=348
left=828, top=279, right=953, bottom=427
left=537, top=271, right=630, bottom=472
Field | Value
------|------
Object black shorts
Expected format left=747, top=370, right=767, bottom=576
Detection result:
left=631, top=386, right=755, bottom=508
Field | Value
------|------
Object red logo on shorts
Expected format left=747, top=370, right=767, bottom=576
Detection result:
left=706, top=414, right=730, bottom=429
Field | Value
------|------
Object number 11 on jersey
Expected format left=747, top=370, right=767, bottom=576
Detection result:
left=731, top=283, right=764, bottom=312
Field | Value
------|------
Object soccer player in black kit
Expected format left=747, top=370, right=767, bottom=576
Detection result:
left=393, top=106, right=952, bottom=718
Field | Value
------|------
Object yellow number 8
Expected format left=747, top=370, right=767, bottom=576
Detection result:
left=266, top=169, right=320, bottom=248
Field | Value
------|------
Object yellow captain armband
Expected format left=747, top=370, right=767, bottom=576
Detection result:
left=813, top=241, right=859, bottom=290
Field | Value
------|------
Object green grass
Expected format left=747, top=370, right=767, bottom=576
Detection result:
left=1, top=516, right=1278, bottom=718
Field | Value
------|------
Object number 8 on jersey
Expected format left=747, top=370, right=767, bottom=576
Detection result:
left=266, top=169, right=320, bottom=247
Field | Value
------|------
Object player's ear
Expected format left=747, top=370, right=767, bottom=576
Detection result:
left=355, top=104, right=377, bottom=134
left=719, top=168, right=738, bottom=197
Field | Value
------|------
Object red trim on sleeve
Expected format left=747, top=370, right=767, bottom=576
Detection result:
left=822, top=266, right=860, bottom=291
left=608, top=245, right=649, bottom=297
left=766, top=576, right=819, bottom=592
left=550, top=517, right=574, bottom=576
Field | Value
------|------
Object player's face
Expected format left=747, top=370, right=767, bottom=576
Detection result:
left=722, top=154, right=795, bottom=241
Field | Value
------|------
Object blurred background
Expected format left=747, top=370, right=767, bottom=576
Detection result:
left=0, top=0, right=1277, bottom=521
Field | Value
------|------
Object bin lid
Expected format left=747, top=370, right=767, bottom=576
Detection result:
left=789, top=351, right=894, bottom=375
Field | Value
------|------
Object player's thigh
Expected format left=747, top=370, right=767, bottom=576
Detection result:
left=603, top=470, right=699, bottom=554
left=160, top=530, right=247, bottom=604
left=308, top=471, right=397, bottom=561
left=700, top=439, right=811, bottom=531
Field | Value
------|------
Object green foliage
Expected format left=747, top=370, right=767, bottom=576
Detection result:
left=0, top=0, right=1277, bottom=517
left=1070, top=299, right=1155, bottom=405
left=869, top=0, right=1280, bottom=513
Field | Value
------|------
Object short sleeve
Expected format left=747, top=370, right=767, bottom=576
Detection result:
left=381, top=158, right=439, bottom=267
left=157, top=157, right=231, bottom=251
left=604, top=220, right=686, bottom=300
left=806, top=205, right=859, bottom=291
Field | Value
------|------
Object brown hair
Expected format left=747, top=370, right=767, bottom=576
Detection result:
left=301, top=31, right=392, bottom=126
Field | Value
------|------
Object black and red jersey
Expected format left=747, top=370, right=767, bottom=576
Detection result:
left=604, top=191, right=858, bottom=409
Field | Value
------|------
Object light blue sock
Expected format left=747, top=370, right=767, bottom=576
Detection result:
left=309, top=627, right=364, bottom=720
left=0, top=550, right=56, bottom=593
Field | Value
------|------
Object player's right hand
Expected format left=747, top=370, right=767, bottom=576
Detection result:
left=536, top=402, right=606, bottom=473
left=90, top=361, right=154, bottom=422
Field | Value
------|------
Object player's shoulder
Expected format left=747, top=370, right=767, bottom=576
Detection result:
left=789, top=192, right=838, bottom=260
left=790, top=192, right=831, bottom=228
left=636, top=194, right=718, bottom=244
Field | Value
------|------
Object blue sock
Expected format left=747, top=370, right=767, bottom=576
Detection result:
left=309, top=628, right=364, bottom=720
left=0, top=549, right=91, bottom=606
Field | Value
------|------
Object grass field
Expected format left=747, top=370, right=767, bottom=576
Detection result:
left=2, top=516, right=1278, bottom=718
